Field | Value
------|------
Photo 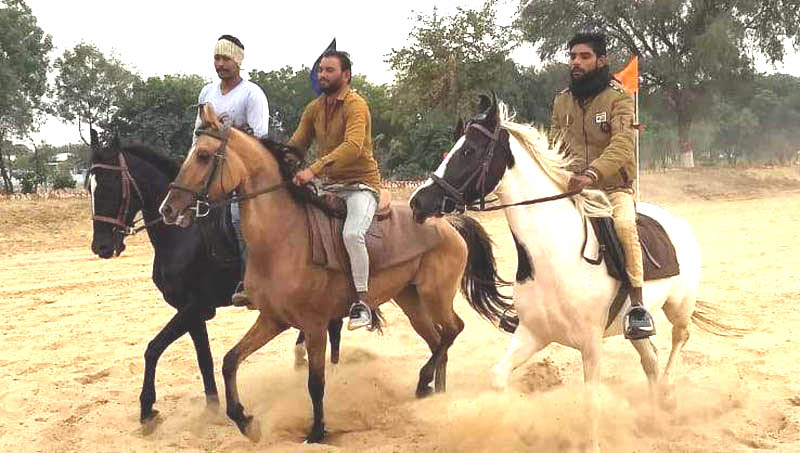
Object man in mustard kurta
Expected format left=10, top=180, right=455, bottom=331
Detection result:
left=550, top=32, right=655, bottom=340
left=290, top=50, right=382, bottom=330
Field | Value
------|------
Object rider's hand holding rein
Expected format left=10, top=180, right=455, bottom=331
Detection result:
left=293, top=168, right=315, bottom=185
left=567, top=172, right=595, bottom=192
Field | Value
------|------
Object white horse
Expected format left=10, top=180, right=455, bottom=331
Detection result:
left=409, top=95, right=725, bottom=451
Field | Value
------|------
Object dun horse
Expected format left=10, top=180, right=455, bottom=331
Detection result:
left=159, top=104, right=512, bottom=443
left=410, top=95, right=729, bottom=451
left=86, top=130, right=341, bottom=432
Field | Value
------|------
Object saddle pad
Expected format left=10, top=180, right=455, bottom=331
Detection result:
left=592, top=213, right=680, bottom=282
left=306, top=202, right=443, bottom=273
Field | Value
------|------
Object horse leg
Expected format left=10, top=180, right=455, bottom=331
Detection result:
left=222, top=313, right=287, bottom=442
left=293, top=320, right=343, bottom=370
left=140, top=304, right=202, bottom=428
left=303, top=327, right=328, bottom=443
left=581, top=335, right=603, bottom=453
left=327, top=319, right=343, bottom=365
left=188, top=321, right=219, bottom=412
left=660, top=297, right=692, bottom=410
left=393, top=286, right=442, bottom=398
left=421, top=286, right=464, bottom=394
left=491, top=323, right=547, bottom=390
left=630, top=337, right=660, bottom=424
left=294, top=331, right=307, bottom=369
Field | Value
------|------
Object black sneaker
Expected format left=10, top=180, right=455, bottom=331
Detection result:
left=624, top=306, right=656, bottom=340
left=347, top=301, right=372, bottom=331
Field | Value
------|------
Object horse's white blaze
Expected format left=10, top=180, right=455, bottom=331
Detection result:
left=89, top=173, right=97, bottom=215
left=409, top=136, right=465, bottom=202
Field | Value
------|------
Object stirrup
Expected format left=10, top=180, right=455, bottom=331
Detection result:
left=624, top=306, right=655, bottom=340
left=347, top=301, right=372, bottom=331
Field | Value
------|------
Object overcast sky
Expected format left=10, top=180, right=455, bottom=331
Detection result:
left=23, top=0, right=800, bottom=145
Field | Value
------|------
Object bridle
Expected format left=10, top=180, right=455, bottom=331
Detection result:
left=89, top=152, right=160, bottom=236
left=168, top=125, right=287, bottom=217
left=429, top=122, right=581, bottom=215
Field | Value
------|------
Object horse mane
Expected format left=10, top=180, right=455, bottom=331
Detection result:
left=120, top=143, right=181, bottom=179
left=258, top=137, right=345, bottom=218
left=495, top=102, right=612, bottom=219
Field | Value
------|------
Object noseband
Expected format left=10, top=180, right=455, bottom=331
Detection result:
left=430, top=122, right=502, bottom=214
left=89, top=152, right=146, bottom=235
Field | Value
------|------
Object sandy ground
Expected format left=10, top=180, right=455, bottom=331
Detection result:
left=2, top=167, right=800, bottom=452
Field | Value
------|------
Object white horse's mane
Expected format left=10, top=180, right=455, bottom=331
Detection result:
left=495, top=102, right=613, bottom=219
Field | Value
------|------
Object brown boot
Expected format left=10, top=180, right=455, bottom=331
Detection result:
left=624, top=287, right=655, bottom=339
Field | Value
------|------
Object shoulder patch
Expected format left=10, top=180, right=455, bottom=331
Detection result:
left=609, top=80, right=626, bottom=94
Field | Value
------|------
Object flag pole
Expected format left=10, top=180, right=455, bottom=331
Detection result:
left=635, top=90, right=640, bottom=201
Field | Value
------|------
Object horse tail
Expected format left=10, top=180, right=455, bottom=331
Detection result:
left=691, top=299, right=747, bottom=337
left=447, top=215, right=514, bottom=325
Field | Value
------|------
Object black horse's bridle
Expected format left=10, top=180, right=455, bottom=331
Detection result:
left=168, top=125, right=287, bottom=217
left=429, top=122, right=581, bottom=215
left=89, top=152, right=159, bottom=236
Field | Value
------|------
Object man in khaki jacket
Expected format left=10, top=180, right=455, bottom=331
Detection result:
left=290, top=50, right=382, bottom=330
left=550, top=32, right=654, bottom=339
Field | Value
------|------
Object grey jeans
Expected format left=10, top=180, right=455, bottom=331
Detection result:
left=336, top=189, right=378, bottom=293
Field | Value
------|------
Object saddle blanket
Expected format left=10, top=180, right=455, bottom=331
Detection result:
left=306, top=202, right=443, bottom=273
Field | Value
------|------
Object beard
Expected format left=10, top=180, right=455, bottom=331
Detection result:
left=319, top=76, right=344, bottom=94
left=569, top=65, right=612, bottom=101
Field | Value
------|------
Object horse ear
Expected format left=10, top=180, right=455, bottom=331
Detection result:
left=490, top=91, right=499, bottom=122
left=476, top=94, right=492, bottom=117
left=90, top=128, right=99, bottom=152
left=454, top=118, right=465, bottom=141
left=199, top=103, right=223, bottom=130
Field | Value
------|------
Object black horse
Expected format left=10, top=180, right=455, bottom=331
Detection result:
left=86, top=130, right=342, bottom=430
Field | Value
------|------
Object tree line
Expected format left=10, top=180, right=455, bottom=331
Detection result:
left=2, top=0, right=799, bottom=193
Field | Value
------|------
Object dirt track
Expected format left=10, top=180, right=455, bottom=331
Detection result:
left=2, top=168, right=800, bottom=452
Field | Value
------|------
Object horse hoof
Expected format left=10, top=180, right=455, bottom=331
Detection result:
left=416, top=386, right=433, bottom=399
left=140, top=410, right=163, bottom=436
left=205, top=395, right=220, bottom=411
left=305, top=427, right=327, bottom=443
left=242, top=416, right=261, bottom=443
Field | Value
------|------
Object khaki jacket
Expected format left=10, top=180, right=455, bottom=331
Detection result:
left=288, top=86, right=381, bottom=191
left=550, top=79, right=636, bottom=193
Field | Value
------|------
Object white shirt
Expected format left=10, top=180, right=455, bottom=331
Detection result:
left=194, top=79, right=269, bottom=141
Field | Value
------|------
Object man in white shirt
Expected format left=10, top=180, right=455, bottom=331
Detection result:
left=193, top=35, right=269, bottom=305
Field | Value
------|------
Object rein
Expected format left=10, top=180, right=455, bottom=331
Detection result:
left=168, top=125, right=286, bottom=217
left=89, top=152, right=162, bottom=236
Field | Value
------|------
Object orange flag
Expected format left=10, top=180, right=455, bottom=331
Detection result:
left=615, top=55, right=639, bottom=93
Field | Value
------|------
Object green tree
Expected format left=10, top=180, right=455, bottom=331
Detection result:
left=53, top=42, right=141, bottom=145
left=0, top=0, right=52, bottom=193
left=249, top=66, right=316, bottom=141
left=387, top=0, right=518, bottom=118
left=110, top=74, right=207, bottom=156
left=516, top=0, right=800, bottom=167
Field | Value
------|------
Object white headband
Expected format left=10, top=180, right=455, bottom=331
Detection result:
left=214, top=39, right=244, bottom=67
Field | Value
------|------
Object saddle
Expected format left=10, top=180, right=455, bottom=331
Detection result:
left=197, top=205, right=241, bottom=268
left=589, top=213, right=680, bottom=329
left=590, top=213, right=680, bottom=282
left=306, top=190, right=443, bottom=273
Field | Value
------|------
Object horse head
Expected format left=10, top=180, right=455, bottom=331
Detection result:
left=409, top=92, right=514, bottom=223
left=159, top=103, right=250, bottom=228
left=88, top=129, right=139, bottom=258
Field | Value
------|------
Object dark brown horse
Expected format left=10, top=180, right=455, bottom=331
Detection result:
left=159, top=104, right=511, bottom=443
